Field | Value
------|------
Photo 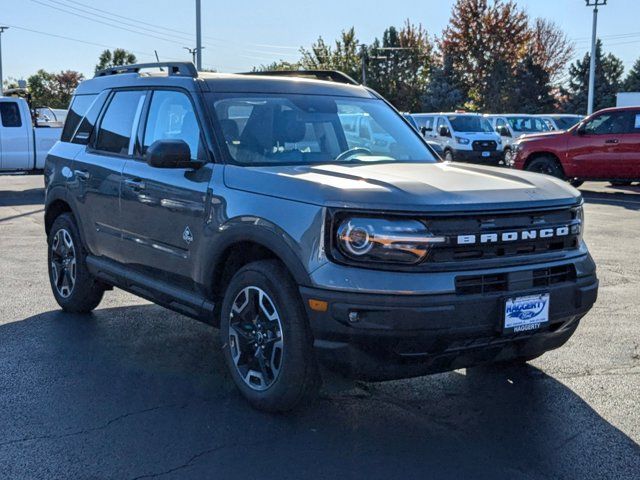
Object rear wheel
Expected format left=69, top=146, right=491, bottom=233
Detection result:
left=220, top=260, right=320, bottom=412
left=47, top=213, right=105, bottom=313
left=525, top=156, right=564, bottom=180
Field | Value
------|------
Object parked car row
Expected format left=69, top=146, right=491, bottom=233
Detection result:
left=407, top=109, right=638, bottom=187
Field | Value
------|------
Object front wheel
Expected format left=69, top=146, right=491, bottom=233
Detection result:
left=47, top=213, right=105, bottom=313
left=220, top=260, right=320, bottom=412
left=525, top=156, right=564, bottom=180
left=503, top=148, right=513, bottom=165
left=444, top=150, right=454, bottom=162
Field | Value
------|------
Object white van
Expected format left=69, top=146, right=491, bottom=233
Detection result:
left=485, top=114, right=551, bottom=164
left=536, top=114, right=583, bottom=132
left=413, top=113, right=504, bottom=165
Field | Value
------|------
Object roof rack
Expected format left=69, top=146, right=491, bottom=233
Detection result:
left=94, top=62, right=198, bottom=78
left=241, top=70, right=359, bottom=86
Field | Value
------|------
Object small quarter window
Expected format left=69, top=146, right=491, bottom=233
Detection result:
left=61, top=94, right=96, bottom=142
left=0, top=102, right=22, bottom=127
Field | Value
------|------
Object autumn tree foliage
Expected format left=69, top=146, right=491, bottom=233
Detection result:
left=27, top=70, right=84, bottom=109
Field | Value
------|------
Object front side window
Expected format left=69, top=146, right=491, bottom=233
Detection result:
left=143, top=90, right=203, bottom=161
left=583, top=112, right=632, bottom=135
left=95, top=91, right=146, bottom=155
left=506, top=116, right=550, bottom=133
left=447, top=115, right=493, bottom=133
left=210, top=94, right=436, bottom=165
left=0, top=102, right=22, bottom=128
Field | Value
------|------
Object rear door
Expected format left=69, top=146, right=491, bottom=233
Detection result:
left=619, top=110, right=640, bottom=179
left=0, top=100, right=31, bottom=170
left=119, top=88, right=213, bottom=285
left=71, top=89, right=147, bottom=260
left=566, top=111, right=631, bottom=178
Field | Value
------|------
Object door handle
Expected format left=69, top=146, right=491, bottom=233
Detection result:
left=74, top=170, right=90, bottom=181
left=124, top=178, right=146, bottom=190
left=605, top=139, right=619, bottom=144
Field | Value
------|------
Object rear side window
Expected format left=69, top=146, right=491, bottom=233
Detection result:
left=0, top=102, right=22, bottom=127
left=61, top=95, right=96, bottom=141
left=72, top=91, right=108, bottom=145
left=95, top=91, right=146, bottom=155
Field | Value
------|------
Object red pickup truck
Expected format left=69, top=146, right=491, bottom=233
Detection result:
left=512, top=106, right=640, bottom=187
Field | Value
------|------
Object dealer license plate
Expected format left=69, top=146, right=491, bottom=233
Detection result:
left=504, top=293, right=550, bottom=333
left=482, top=151, right=491, bottom=157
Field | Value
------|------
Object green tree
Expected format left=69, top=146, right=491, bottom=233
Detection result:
left=95, top=48, right=137, bottom=73
left=421, top=54, right=464, bottom=112
left=510, top=55, right=555, bottom=113
left=624, top=58, right=640, bottom=92
left=27, top=69, right=84, bottom=108
left=561, top=39, right=624, bottom=113
left=366, top=21, right=434, bottom=111
left=298, top=27, right=362, bottom=81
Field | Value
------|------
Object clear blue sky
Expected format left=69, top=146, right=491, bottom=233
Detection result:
left=2, top=0, right=640, bottom=80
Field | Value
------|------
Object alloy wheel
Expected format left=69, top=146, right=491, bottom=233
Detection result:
left=50, top=228, right=76, bottom=298
left=228, top=286, right=284, bottom=391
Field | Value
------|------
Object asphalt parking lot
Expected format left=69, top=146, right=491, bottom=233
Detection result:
left=1, top=174, right=639, bottom=479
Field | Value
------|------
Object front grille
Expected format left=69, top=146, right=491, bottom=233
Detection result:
left=424, top=207, right=581, bottom=264
left=472, top=140, right=497, bottom=151
left=455, top=264, right=576, bottom=295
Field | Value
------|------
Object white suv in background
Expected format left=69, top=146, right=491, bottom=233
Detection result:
left=485, top=114, right=551, bottom=165
left=413, top=113, right=504, bottom=165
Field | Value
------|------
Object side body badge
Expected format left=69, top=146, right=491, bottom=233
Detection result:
left=182, top=226, right=194, bottom=244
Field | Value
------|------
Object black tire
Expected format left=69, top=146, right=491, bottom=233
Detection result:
left=503, top=148, right=513, bottom=164
left=47, top=213, right=105, bottom=313
left=569, top=179, right=584, bottom=188
left=444, top=149, right=454, bottom=162
left=220, top=260, right=320, bottom=412
left=610, top=181, right=632, bottom=187
left=525, top=156, right=564, bottom=180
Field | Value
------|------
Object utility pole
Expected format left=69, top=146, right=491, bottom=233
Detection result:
left=0, top=27, right=8, bottom=96
left=359, top=44, right=367, bottom=86
left=184, top=46, right=202, bottom=65
left=195, top=0, right=202, bottom=71
left=586, top=0, right=607, bottom=115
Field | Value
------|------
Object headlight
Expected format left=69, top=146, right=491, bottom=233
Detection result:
left=335, top=217, right=446, bottom=264
left=574, top=205, right=584, bottom=244
left=496, top=138, right=502, bottom=145
left=512, top=142, right=521, bottom=152
left=455, top=136, right=470, bottom=145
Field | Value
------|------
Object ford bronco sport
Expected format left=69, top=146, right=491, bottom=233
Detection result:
left=44, top=63, right=598, bottom=412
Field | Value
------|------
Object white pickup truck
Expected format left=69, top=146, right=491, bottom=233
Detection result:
left=0, top=97, right=62, bottom=172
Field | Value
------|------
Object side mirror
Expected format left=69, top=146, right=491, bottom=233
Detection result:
left=420, top=126, right=428, bottom=136
left=146, top=140, right=198, bottom=168
left=497, top=126, right=511, bottom=137
left=439, top=126, right=450, bottom=137
left=575, top=125, right=586, bottom=135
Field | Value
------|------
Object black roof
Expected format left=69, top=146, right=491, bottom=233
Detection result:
left=76, top=63, right=373, bottom=99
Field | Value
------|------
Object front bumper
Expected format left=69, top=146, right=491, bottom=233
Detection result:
left=453, top=149, right=505, bottom=166
left=301, top=259, right=598, bottom=381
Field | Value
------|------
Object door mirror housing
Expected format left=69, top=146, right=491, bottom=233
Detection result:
left=496, top=126, right=511, bottom=137
left=439, top=126, right=451, bottom=137
left=145, top=140, right=200, bottom=168
left=420, top=126, right=428, bottom=136
left=575, top=124, right=586, bottom=135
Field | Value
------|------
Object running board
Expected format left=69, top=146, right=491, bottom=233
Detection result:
left=86, top=256, right=215, bottom=323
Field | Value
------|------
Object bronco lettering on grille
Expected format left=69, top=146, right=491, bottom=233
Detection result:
left=456, top=226, right=571, bottom=245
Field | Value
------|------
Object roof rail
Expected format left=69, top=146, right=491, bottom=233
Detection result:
left=241, top=70, right=359, bottom=86
left=94, top=62, right=198, bottom=78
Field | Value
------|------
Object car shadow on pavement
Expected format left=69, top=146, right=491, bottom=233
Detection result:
left=0, top=187, right=45, bottom=207
left=582, top=189, right=640, bottom=211
left=1, top=305, right=638, bottom=480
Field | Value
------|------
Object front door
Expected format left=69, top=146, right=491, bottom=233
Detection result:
left=0, top=100, right=31, bottom=170
left=618, top=110, right=640, bottom=179
left=120, top=89, right=213, bottom=285
left=566, top=111, right=632, bottom=179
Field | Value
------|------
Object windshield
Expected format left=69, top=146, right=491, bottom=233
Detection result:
left=447, top=115, right=494, bottom=133
left=551, top=115, right=582, bottom=130
left=506, top=116, right=550, bottom=133
left=209, top=94, right=437, bottom=166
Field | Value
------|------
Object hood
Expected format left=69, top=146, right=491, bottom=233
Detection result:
left=223, top=162, right=580, bottom=213
left=517, top=130, right=566, bottom=142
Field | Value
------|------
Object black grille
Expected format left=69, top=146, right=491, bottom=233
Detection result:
left=472, top=140, right=497, bottom=151
left=424, top=207, right=581, bottom=264
left=455, top=264, right=576, bottom=295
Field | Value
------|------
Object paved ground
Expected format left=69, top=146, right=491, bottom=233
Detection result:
left=1, top=174, right=639, bottom=480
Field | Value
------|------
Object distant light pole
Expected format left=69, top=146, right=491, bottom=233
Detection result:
left=195, top=0, right=202, bottom=71
left=0, top=27, right=8, bottom=96
left=586, top=0, right=607, bottom=115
